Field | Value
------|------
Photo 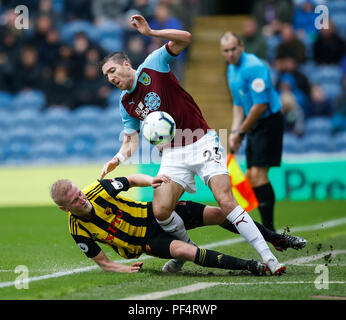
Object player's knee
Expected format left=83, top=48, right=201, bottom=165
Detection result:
left=217, top=196, right=238, bottom=215
left=152, top=202, right=174, bottom=220
left=170, top=240, right=195, bottom=261
left=204, top=206, right=226, bottom=225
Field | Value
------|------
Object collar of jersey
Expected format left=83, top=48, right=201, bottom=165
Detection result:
left=127, top=68, right=141, bottom=94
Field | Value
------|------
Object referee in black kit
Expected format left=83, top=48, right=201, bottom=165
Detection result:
left=220, top=32, right=284, bottom=232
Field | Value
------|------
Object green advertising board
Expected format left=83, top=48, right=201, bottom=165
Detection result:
left=138, top=156, right=346, bottom=202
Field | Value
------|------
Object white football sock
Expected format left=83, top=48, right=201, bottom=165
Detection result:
left=156, top=211, right=195, bottom=245
left=226, top=205, right=276, bottom=263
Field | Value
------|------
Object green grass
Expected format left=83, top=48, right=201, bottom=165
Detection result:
left=0, top=200, right=345, bottom=300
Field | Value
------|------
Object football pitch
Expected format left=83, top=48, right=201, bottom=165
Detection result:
left=1, top=198, right=345, bottom=301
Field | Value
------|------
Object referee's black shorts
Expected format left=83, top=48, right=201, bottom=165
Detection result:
left=143, top=201, right=206, bottom=259
left=246, top=112, right=284, bottom=169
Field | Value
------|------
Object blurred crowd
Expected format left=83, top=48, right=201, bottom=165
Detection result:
left=0, top=0, right=345, bottom=135
left=0, top=0, right=197, bottom=109
left=246, top=0, right=346, bottom=135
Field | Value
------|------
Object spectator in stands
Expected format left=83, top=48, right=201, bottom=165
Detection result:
left=274, top=56, right=311, bottom=99
left=292, top=0, right=317, bottom=40
left=280, top=90, right=305, bottom=136
left=241, top=17, right=267, bottom=61
left=71, top=32, right=92, bottom=81
left=252, top=0, right=294, bottom=36
left=34, top=0, right=62, bottom=27
left=64, top=0, right=93, bottom=22
left=331, top=75, right=346, bottom=133
left=12, top=46, right=44, bottom=92
left=313, top=21, right=345, bottom=65
left=57, top=44, right=75, bottom=74
left=92, top=0, right=131, bottom=23
left=38, top=28, right=61, bottom=71
left=306, top=84, right=333, bottom=118
left=149, top=3, right=185, bottom=81
left=44, top=63, right=75, bottom=109
left=73, top=64, right=110, bottom=108
left=275, top=23, right=306, bottom=65
left=0, top=29, right=21, bottom=80
left=124, top=35, right=148, bottom=69
left=278, top=73, right=309, bottom=116
left=130, top=0, right=155, bottom=21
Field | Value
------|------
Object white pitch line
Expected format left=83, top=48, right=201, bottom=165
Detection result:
left=283, top=249, right=346, bottom=265
left=121, top=282, right=221, bottom=300
left=122, top=280, right=346, bottom=300
left=0, top=217, right=346, bottom=289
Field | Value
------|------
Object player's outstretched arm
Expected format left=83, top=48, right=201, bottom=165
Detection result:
left=127, top=174, right=171, bottom=188
left=92, top=250, right=143, bottom=273
left=100, top=132, right=140, bottom=179
left=130, top=14, right=191, bottom=56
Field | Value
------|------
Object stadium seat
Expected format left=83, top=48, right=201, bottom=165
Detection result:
left=0, top=109, right=13, bottom=131
left=304, top=117, right=332, bottom=135
left=93, top=139, right=122, bottom=160
left=283, top=133, right=302, bottom=154
left=334, top=132, right=346, bottom=152
left=11, top=109, right=41, bottom=130
left=31, top=141, right=67, bottom=164
left=320, top=83, right=342, bottom=101
left=107, top=89, right=122, bottom=107
left=313, top=65, right=343, bottom=85
left=0, top=91, right=13, bottom=110
left=99, top=37, right=124, bottom=53
left=39, top=125, right=71, bottom=144
left=66, top=138, right=95, bottom=161
left=42, top=107, right=73, bottom=128
left=59, top=20, right=95, bottom=44
left=72, top=105, right=105, bottom=128
left=302, top=133, right=335, bottom=153
left=12, top=90, right=46, bottom=111
left=7, top=126, right=38, bottom=145
left=3, top=141, right=32, bottom=163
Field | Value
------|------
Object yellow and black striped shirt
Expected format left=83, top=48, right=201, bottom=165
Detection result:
left=68, top=177, right=150, bottom=259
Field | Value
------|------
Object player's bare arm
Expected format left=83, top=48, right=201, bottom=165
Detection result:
left=130, top=14, right=191, bottom=55
left=100, top=132, right=140, bottom=179
left=127, top=173, right=171, bottom=188
left=92, top=250, right=143, bottom=273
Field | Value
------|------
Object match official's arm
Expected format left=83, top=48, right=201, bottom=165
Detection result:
left=100, top=132, right=140, bottom=179
left=92, top=250, right=143, bottom=273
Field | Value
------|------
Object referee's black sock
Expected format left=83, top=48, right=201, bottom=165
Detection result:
left=194, top=247, right=249, bottom=271
left=253, top=183, right=276, bottom=232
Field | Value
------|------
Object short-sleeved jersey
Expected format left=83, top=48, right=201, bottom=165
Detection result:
left=68, top=177, right=149, bottom=259
left=227, top=52, right=281, bottom=118
left=119, top=43, right=210, bottom=146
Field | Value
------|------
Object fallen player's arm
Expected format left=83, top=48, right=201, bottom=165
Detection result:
left=92, top=250, right=143, bottom=273
left=127, top=174, right=171, bottom=188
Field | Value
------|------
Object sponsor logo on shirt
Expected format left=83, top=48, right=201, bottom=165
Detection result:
left=144, top=92, right=161, bottom=111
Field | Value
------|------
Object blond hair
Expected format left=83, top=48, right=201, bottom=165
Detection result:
left=50, top=179, right=73, bottom=206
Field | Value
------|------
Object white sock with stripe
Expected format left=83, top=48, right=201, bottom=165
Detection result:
left=226, top=205, right=276, bottom=263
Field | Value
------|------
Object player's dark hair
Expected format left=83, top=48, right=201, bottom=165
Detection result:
left=98, top=52, right=131, bottom=70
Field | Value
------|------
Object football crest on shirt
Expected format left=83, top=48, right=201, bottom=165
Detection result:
left=138, top=72, right=151, bottom=86
left=251, top=78, right=266, bottom=93
left=144, top=92, right=161, bottom=111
